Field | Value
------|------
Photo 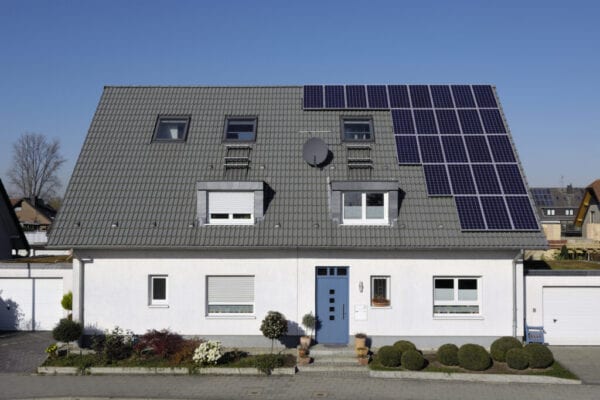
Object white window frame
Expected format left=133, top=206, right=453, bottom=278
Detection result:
left=433, top=276, right=481, bottom=316
left=206, top=275, right=255, bottom=316
left=149, top=275, right=168, bottom=307
left=342, top=192, right=389, bottom=225
left=546, top=209, right=555, bottom=216
left=565, top=209, right=573, bottom=216
left=371, top=276, right=391, bottom=307
left=208, top=191, right=254, bottom=225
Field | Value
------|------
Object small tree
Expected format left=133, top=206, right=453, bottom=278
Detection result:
left=61, top=292, right=72, bottom=319
left=260, top=311, right=288, bottom=353
left=52, top=318, right=83, bottom=355
left=302, top=312, right=316, bottom=339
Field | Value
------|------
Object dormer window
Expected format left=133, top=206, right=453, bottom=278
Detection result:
left=208, top=192, right=254, bottom=225
left=342, top=117, right=373, bottom=141
left=329, top=181, right=398, bottom=226
left=343, top=192, right=388, bottom=224
left=153, top=116, right=189, bottom=141
left=225, top=118, right=257, bottom=142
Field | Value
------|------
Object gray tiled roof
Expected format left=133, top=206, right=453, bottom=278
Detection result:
left=48, top=86, right=547, bottom=250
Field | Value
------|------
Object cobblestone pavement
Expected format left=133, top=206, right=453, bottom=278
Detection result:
left=551, top=346, right=600, bottom=385
left=0, top=374, right=599, bottom=400
left=0, top=331, right=53, bottom=373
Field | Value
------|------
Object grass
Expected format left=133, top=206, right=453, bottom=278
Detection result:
left=525, top=259, right=600, bottom=270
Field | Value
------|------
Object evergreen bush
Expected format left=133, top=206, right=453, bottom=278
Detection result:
left=377, top=346, right=402, bottom=368
left=437, top=343, right=459, bottom=366
left=260, top=311, right=288, bottom=353
left=458, top=344, right=491, bottom=371
left=401, top=349, right=425, bottom=370
left=506, top=348, right=529, bottom=370
left=524, top=343, right=554, bottom=368
left=490, top=336, right=522, bottom=362
left=392, top=340, right=417, bottom=355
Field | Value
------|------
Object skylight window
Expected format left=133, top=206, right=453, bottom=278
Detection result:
left=342, top=118, right=373, bottom=141
left=225, top=118, right=257, bottom=141
left=153, top=117, right=190, bottom=141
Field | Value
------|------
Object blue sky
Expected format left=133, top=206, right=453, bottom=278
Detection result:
left=1, top=0, right=598, bottom=196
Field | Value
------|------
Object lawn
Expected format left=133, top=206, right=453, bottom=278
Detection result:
left=525, top=259, right=600, bottom=270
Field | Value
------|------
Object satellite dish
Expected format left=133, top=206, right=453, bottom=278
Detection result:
left=302, top=137, right=329, bottom=166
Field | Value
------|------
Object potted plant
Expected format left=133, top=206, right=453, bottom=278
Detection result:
left=356, top=346, right=369, bottom=358
left=297, top=346, right=311, bottom=365
left=354, top=333, right=367, bottom=349
left=371, top=295, right=390, bottom=307
left=358, top=355, right=370, bottom=366
left=300, top=312, right=316, bottom=349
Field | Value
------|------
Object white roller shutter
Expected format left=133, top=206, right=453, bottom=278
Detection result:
left=208, top=192, right=254, bottom=214
left=208, top=276, right=254, bottom=303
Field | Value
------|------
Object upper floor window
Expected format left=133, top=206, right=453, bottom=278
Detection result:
left=225, top=118, right=257, bottom=141
left=565, top=209, right=574, bottom=216
left=153, top=116, right=190, bottom=141
left=343, top=192, right=388, bottom=225
left=208, top=191, right=254, bottom=224
left=342, top=118, right=373, bottom=141
left=546, top=209, right=556, bottom=216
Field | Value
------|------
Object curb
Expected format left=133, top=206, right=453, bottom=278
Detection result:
left=369, top=370, right=582, bottom=384
left=37, top=366, right=296, bottom=376
left=89, top=367, right=189, bottom=375
left=37, top=367, right=80, bottom=375
left=198, top=367, right=296, bottom=376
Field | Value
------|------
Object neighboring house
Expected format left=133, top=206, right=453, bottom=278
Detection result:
left=530, top=185, right=584, bottom=242
left=574, top=179, right=600, bottom=241
left=48, top=85, right=546, bottom=348
left=11, top=197, right=56, bottom=232
left=0, top=179, right=29, bottom=259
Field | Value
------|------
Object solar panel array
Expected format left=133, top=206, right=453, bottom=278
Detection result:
left=303, top=84, right=539, bottom=232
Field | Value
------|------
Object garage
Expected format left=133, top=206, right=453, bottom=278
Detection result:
left=0, top=278, right=63, bottom=331
left=542, top=286, right=600, bottom=345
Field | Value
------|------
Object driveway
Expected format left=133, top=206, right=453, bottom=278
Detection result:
left=551, top=346, right=600, bottom=384
left=0, top=331, right=53, bottom=373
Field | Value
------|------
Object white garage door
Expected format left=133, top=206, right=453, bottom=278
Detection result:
left=0, top=278, right=63, bottom=331
left=543, top=287, right=600, bottom=345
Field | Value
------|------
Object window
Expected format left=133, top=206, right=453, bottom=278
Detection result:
left=149, top=275, right=168, bottom=306
left=371, top=276, right=390, bottom=307
left=342, top=118, right=373, bottom=141
left=565, top=209, right=574, bottom=216
left=546, top=209, right=555, bottom=216
left=153, top=117, right=190, bottom=141
left=208, top=192, right=254, bottom=224
left=224, top=118, right=257, bottom=141
left=343, top=192, right=388, bottom=224
left=207, top=276, right=254, bottom=315
left=433, top=277, right=480, bottom=315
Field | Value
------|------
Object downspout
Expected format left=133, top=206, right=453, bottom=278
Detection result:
left=512, top=250, right=523, bottom=338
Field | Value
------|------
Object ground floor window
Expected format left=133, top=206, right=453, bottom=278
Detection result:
left=371, top=276, right=390, bottom=306
left=149, top=275, right=168, bottom=306
left=207, top=275, right=254, bottom=315
left=433, top=277, right=480, bottom=315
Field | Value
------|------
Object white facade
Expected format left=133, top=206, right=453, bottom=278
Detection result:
left=74, top=249, right=523, bottom=348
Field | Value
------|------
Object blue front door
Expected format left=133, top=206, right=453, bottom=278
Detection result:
left=316, top=267, right=349, bottom=344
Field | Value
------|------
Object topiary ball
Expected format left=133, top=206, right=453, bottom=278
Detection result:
left=377, top=346, right=402, bottom=367
left=458, top=344, right=491, bottom=371
left=52, top=318, right=83, bottom=343
left=524, top=343, right=554, bottom=368
left=401, top=349, right=425, bottom=370
left=506, top=348, right=529, bottom=370
left=393, top=340, right=417, bottom=355
left=490, top=337, right=522, bottom=362
left=437, top=343, right=459, bottom=366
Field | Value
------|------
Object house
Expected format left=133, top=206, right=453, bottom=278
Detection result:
left=48, top=85, right=546, bottom=348
left=574, top=179, right=600, bottom=241
left=11, top=197, right=57, bottom=232
left=0, top=179, right=29, bottom=259
left=530, top=185, right=584, bottom=242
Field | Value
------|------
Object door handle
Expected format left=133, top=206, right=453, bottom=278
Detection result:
left=342, top=304, right=345, bottom=320
left=553, top=319, right=557, bottom=323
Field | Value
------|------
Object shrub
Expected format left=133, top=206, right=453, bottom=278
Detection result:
left=170, top=339, right=203, bottom=366
left=393, top=340, right=417, bottom=355
left=506, top=348, right=529, bottom=370
left=376, top=346, right=402, bottom=368
left=458, top=344, right=491, bottom=371
left=437, top=343, right=459, bottom=366
left=134, top=329, right=184, bottom=359
left=52, top=319, right=82, bottom=343
left=260, top=311, right=288, bottom=353
left=490, top=336, right=522, bottom=362
left=401, top=349, right=425, bottom=370
left=193, top=340, right=223, bottom=366
left=45, top=343, right=58, bottom=358
left=102, top=327, right=133, bottom=362
left=61, top=292, right=72, bottom=311
left=254, top=354, right=284, bottom=375
left=524, top=343, right=554, bottom=368
left=302, top=312, right=316, bottom=338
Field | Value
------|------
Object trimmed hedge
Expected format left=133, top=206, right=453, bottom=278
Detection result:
left=393, top=340, right=417, bottom=355
left=52, top=318, right=83, bottom=343
left=401, top=349, right=425, bottom=371
left=490, top=337, right=522, bottom=362
left=377, top=346, right=402, bottom=367
left=506, top=348, right=529, bottom=370
left=437, top=343, right=459, bottom=366
left=458, top=344, right=491, bottom=371
left=524, top=343, right=554, bottom=368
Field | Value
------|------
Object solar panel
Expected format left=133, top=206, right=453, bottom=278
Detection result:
left=441, top=136, right=468, bottom=163
left=388, top=85, right=411, bottom=108
left=395, top=136, right=421, bottom=164
left=488, top=135, right=516, bottom=162
left=451, top=85, right=476, bottom=108
left=506, top=196, right=539, bottom=230
left=480, top=109, right=506, bottom=133
left=391, top=109, right=415, bottom=134
left=472, top=85, right=498, bottom=108
left=345, top=85, right=367, bottom=108
left=367, top=85, right=389, bottom=108
left=448, top=164, right=476, bottom=194
left=464, top=135, right=492, bottom=162
left=472, top=164, right=502, bottom=194
left=409, top=85, right=432, bottom=108
left=431, top=85, right=454, bottom=108
left=303, top=85, right=323, bottom=108
left=414, top=110, right=438, bottom=134
left=496, top=164, right=527, bottom=194
left=455, top=196, right=486, bottom=230
left=418, top=136, right=444, bottom=163
left=423, top=164, right=451, bottom=196
left=480, top=196, right=512, bottom=230
left=324, top=85, right=345, bottom=108
left=531, top=188, right=553, bottom=207
left=436, top=110, right=461, bottom=134
left=457, top=110, right=483, bottom=134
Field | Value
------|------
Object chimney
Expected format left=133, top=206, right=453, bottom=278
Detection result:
left=567, top=184, right=573, bottom=194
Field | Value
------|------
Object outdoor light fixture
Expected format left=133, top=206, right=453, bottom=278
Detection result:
left=358, top=281, right=364, bottom=293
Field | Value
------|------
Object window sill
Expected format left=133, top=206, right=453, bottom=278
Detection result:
left=342, top=222, right=390, bottom=226
left=148, top=304, right=169, bottom=309
left=206, top=315, right=256, bottom=320
left=433, top=315, right=484, bottom=320
left=370, top=306, right=392, bottom=310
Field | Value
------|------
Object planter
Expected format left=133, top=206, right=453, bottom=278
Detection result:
left=356, top=347, right=369, bottom=358
left=371, top=298, right=390, bottom=307
left=354, top=334, right=367, bottom=349
left=300, top=335, right=311, bottom=349
left=298, top=347, right=309, bottom=358
left=358, top=357, right=369, bottom=366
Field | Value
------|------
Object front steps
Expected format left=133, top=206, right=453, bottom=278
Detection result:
left=297, top=345, right=369, bottom=375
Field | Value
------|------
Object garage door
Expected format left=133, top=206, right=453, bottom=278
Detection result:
left=0, top=278, right=63, bottom=331
left=543, top=287, right=600, bottom=345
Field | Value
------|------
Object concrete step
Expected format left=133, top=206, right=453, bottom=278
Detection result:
left=308, top=355, right=362, bottom=365
left=297, top=363, right=369, bottom=374
left=307, top=345, right=357, bottom=357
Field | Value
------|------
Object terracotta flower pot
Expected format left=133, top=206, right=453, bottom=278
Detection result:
left=371, top=298, right=390, bottom=307
left=358, top=356, right=369, bottom=366
left=355, top=334, right=367, bottom=349
left=300, top=335, right=311, bottom=349
left=356, top=347, right=369, bottom=358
